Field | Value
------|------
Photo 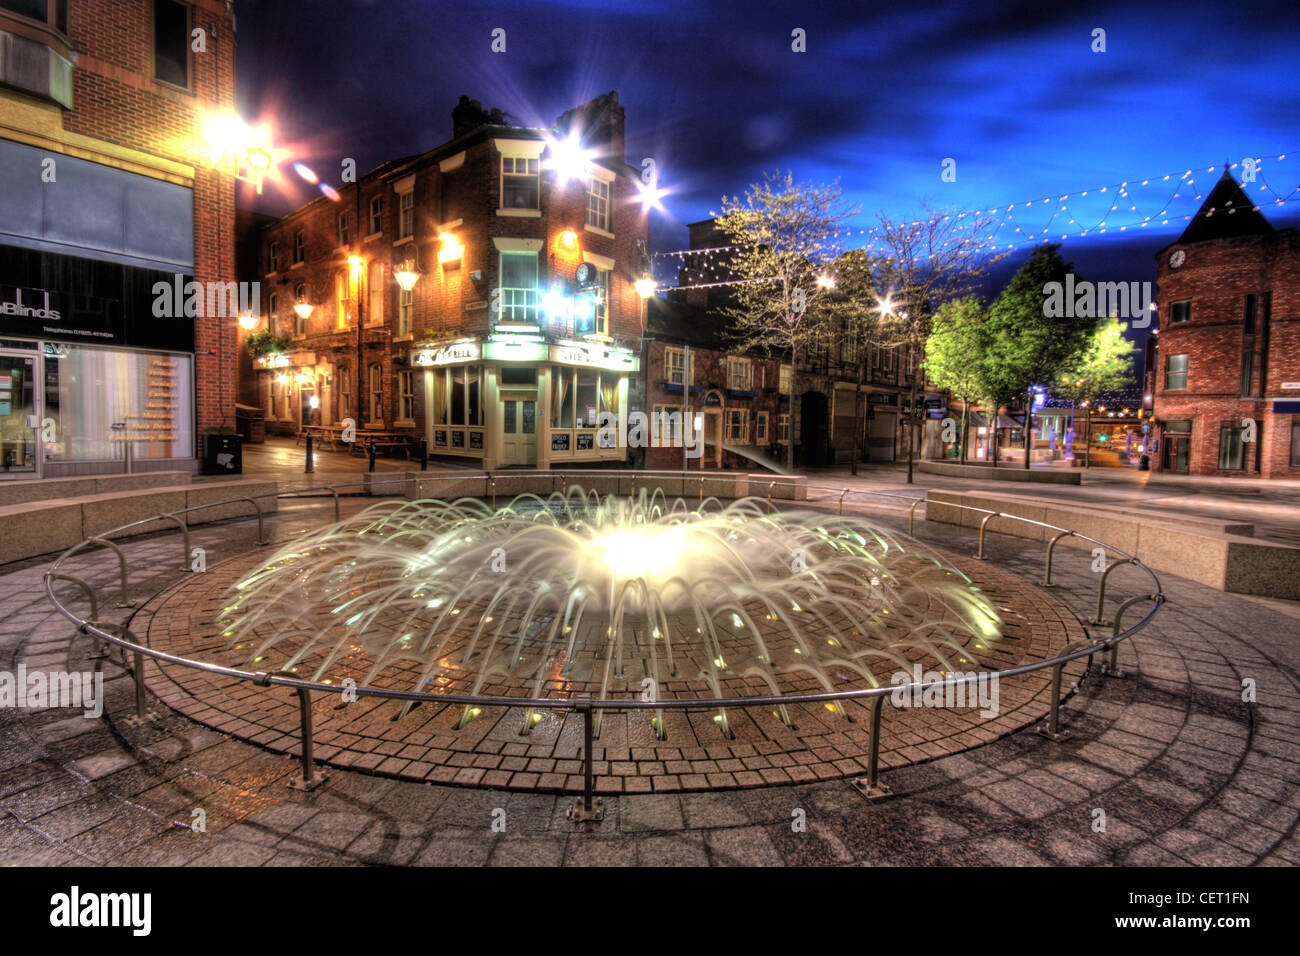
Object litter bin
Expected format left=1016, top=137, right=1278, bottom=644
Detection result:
left=201, top=433, right=243, bottom=475
left=1139, top=454, right=1150, bottom=471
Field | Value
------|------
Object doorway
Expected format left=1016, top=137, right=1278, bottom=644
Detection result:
left=501, top=392, right=537, bottom=466
left=0, top=351, right=39, bottom=479
left=1163, top=434, right=1190, bottom=473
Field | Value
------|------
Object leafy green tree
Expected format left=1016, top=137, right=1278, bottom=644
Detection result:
left=1053, top=317, right=1135, bottom=466
left=924, top=296, right=994, bottom=464
left=980, top=244, right=1097, bottom=468
left=714, top=171, right=856, bottom=471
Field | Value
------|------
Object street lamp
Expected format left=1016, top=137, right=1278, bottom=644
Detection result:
left=202, top=113, right=275, bottom=194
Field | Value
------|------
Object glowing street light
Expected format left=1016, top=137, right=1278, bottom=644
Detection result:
left=202, top=113, right=275, bottom=194
left=634, top=176, right=667, bottom=213
left=634, top=275, right=658, bottom=299
left=545, top=130, right=592, bottom=186
left=816, top=274, right=836, bottom=289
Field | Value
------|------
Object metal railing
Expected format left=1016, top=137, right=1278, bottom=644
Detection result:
left=41, top=469, right=1165, bottom=821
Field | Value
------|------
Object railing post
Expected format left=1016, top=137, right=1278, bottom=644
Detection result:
left=304, top=433, right=314, bottom=474
left=699, top=476, right=705, bottom=507
left=288, top=687, right=327, bottom=790
left=565, top=695, right=604, bottom=821
left=768, top=481, right=776, bottom=513
left=977, top=512, right=1000, bottom=559
left=1090, top=557, right=1136, bottom=626
left=1041, top=530, right=1075, bottom=587
left=238, top=497, right=268, bottom=546
left=368, top=440, right=377, bottom=473
left=1104, top=592, right=1160, bottom=677
left=1037, top=661, right=1070, bottom=741
left=490, top=476, right=497, bottom=509
left=839, top=488, right=849, bottom=516
left=133, top=649, right=148, bottom=719
left=852, top=694, right=891, bottom=799
left=419, top=439, right=428, bottom=472
left=908, top=498, right=922, bottom=535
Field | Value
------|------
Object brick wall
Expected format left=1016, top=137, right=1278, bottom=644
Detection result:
left=1153, top=229, right=1300, bottom=477
left=63, top=0, right=238, bottom=435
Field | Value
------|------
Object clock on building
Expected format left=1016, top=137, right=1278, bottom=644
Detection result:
left=1168, top=250, right=1186, bottom=269
left=575, top=262, right=598, bottom=287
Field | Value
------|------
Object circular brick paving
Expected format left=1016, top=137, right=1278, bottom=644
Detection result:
left=136, top=533, right=1089, bottom=794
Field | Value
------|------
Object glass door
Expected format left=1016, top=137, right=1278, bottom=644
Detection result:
left=0, top=352, right=39, bottom=478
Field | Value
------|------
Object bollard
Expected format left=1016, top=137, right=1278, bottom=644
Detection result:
left=367, top=441, right=377, bottom=473
left=304, top=433, right=314, bottom=474
left=419, top=439, right=428, bottom=472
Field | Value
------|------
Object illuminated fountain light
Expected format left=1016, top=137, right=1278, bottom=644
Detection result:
left=220, top=489, right=1004, bottom=742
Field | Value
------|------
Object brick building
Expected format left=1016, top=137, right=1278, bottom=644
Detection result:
left=1, top=0, right=238, bottom=478
left=638, top=294, right=789, bottom=470
left=673, top=218, right=930, bottom=467
left=251, top=92, right=648, bottom=470
left=1151, top=168, right=1300, bottom=477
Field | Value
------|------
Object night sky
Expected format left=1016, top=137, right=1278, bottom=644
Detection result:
left=233, top=0, right=1300, bottom=301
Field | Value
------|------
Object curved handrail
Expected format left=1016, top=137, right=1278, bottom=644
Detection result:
left=38, top=468, right=1166, bottom=805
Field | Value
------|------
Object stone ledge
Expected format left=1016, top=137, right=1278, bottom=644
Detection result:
left=917, top=460, right=1081, bottom=484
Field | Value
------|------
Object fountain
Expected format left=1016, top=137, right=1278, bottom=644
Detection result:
left=218, top=488, right=1005, bottom=740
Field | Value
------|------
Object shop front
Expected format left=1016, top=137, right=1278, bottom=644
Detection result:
left=1, top=262, right=196, bottom=479
left=413, top=333, right=638, bottom=470
left=256, top=351, right=331, bottom=436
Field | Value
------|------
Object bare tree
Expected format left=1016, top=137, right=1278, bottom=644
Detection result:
left=872, top=207, right=1009, bottom=483
left=713, top=171, right=857, bottom=472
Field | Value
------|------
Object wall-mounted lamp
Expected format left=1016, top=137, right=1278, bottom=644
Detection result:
left=437, top=232, right=464, bottom=264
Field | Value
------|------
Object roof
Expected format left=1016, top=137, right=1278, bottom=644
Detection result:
left=1176, top=168, right=1274, bottom=244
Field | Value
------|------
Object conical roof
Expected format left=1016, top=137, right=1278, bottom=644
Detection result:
left=1176, top=167, right=1273, bottom=244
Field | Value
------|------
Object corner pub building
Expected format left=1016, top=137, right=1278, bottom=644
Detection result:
left=252, top=92, right=648, bottom=470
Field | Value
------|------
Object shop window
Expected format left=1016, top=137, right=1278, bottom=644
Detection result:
left=1166, top=353, right=1188, bottom=390
left=369, top=196, right=383, bottom=235
left=501, top=156, right=539, bottom=209
left=586, top=177, right=610, bottom=231
left=756, top=412, right=769, bottom=443
left=153, top=0, right=189, bottom=88
left=499, top=252, right=539, bottom=322
left=1218, top=425, right=1245, bottom=470
left=432, top=366, right=483, bottom=426
left=726, top=408, right=750, bottom=443
left=367, top=363, right=382, bottom=423
left=398, top=370, right=415, bottom=421
left=398, top=189, right=414, bottom=239
left=43, top=345, right=193, bottom=461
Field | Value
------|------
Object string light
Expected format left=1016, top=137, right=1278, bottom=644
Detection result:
left=643, top=151, right=1299, bottom=287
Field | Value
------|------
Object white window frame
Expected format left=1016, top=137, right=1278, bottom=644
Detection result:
left=779, top=364, right=792, bottom=394
left=398, top=189, right=414, bottom=239
left=727, top=357, right=753, bottom=391
left=756, top=411, right=769, bottom=443
left=665, top=347, right=685, bottom=386
left=586, top=177, right=610, bottom=231
left=725, top=408, right=750, bottom=444
left=367, top=362, right=383, bottom=425
left=778, top=412, right=791, bottom=444
left=651, top=404, right=685, bottom=447
left=501, top=155, right=540, bottom=210
left=369, top=195, right=383, bottom=235
left=499, top=250, right=540, bottom=322
left=398, top=287, right=413, bottom=338
left=398, top=370, right=415, bottom=422
left=368, top=261, right=385, bottom=326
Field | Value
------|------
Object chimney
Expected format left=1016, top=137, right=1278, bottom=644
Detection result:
left=452, top=96, right=486, bottom=138
left=554, top=91, right=625, bottom=162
